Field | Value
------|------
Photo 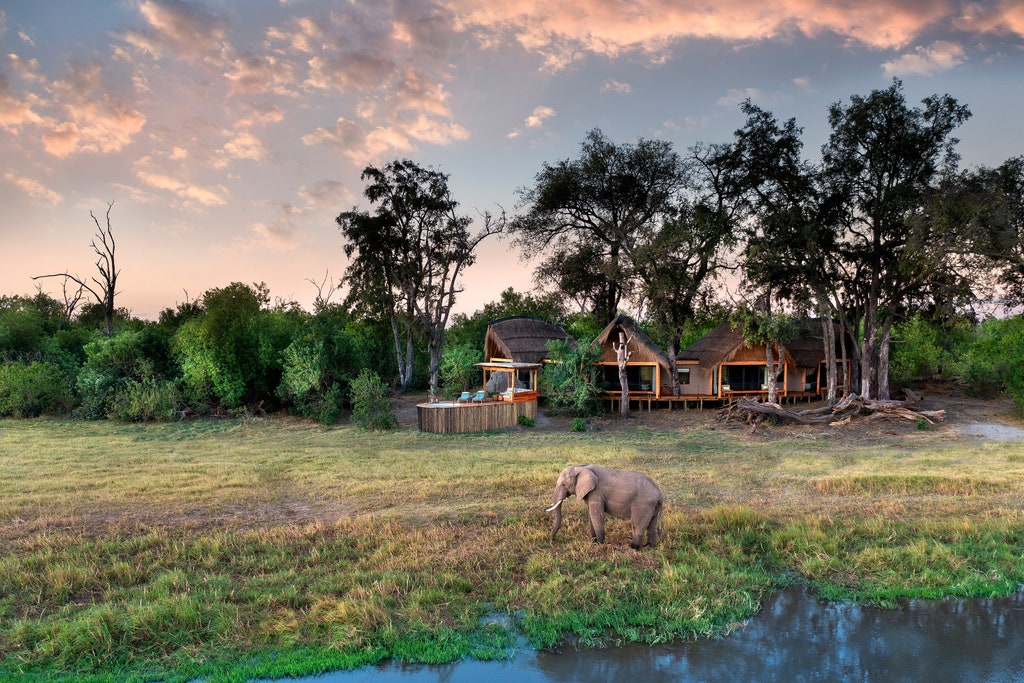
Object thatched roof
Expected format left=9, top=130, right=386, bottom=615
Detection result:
left=676, top=321, right=744, bottom=368
left=592, top=314, right=673, bottom=370
left=785, top=319, right=850, bottom=369
left=678, top=318, right=849, bottom=369
left=484, top=316, right=574, bottom=364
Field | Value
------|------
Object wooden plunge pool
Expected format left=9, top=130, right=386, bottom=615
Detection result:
left=416, top=398, right=537, bottom=433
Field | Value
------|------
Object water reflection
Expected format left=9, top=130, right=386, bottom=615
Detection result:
left=265, top=587, right=1024, bottom=682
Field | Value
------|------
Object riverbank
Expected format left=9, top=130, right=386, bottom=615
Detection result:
left=2, top=384, right=1023, bottom=682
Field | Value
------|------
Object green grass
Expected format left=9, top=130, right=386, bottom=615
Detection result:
left=2, top=413, right=1024, bottom=681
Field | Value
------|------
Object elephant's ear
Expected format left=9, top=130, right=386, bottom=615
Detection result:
left=576, top=468, right=599, bottom=500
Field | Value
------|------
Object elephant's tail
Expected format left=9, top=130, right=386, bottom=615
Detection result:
left=655, top=498, right=664, bottom=536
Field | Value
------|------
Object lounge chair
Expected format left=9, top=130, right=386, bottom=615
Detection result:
left=457, top=391, right=471, bottom=402
left=471, top=390, right=486, bottom=402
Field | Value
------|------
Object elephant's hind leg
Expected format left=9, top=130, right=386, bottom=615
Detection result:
left=645, top=501, right=663, bottom=547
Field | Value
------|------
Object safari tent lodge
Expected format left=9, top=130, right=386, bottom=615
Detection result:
left=675, top=318, right=851, bottom=401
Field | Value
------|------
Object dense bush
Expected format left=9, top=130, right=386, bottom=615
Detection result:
left=75, top=331, right=154, bottom=419
left=889, top=316, right=946, bottom=388
left=439, top=342, right=482, bottom=397
left=540, top=338, right=601, bottom=417
left=350, top=368, right=398, bottom=430
left=107, top=377, right=181, bottom=422
left=0, top=361, right=70, bottom=417
left=957, top=317, right=1024, bottom=413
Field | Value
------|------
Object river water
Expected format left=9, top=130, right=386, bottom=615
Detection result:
left=262, top=586, right=1024, bottom=682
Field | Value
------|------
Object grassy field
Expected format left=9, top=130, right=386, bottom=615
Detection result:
left=2, top=399, right=1024, bottom=682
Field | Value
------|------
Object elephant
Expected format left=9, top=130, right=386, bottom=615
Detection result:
left=546, top=464, right=663, bottom=549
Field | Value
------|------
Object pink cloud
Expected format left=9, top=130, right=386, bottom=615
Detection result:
left=446, top=0, right=966, bottom=68
left=42, top=61, right=145, bottom=157
left=118, top=0, right=228, bottom=61
left=3, top=172, right=62, bottom=205
left=224, top=53, right=295, bottom=96
left=0, top=74, right=42, bottom=129
left=883, top=40, right=967, bottom=76
left=957, top=0, right=1024, bottom=36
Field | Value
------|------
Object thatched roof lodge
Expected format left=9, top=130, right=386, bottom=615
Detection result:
left=592, top=314, right=674, bottom=398
left=676, top=318, right=851, bottom=399
left=484, top=316, right=574, bottom=364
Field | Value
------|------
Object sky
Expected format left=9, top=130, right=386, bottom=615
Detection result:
left=2, top=0, right=1023, bottom=321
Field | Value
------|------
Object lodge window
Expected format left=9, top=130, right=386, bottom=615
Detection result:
left=600, top=364, right=655, bottom=392
left=724, top=365, right=766, bottom=391
left=678, top=368, right=691, bottom=385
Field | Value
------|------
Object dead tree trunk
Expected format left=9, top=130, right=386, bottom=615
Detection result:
left=614, top=331, right=633, bottom=419
left=720, top=389, right=944, bottom=427
left=32, top=201, right=119, bottom=336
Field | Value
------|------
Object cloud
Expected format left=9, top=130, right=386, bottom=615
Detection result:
left=224, top=53, right=295, bottom=95
left=792, top=76, right=814, bottom=93
left=302, top=117, right=365, bottom=150
left=3, top=172, right=62, bottom=205
left=219, top=130, right=266, bottom=163
left=525, top=105, right=555, bottom=128
left=447, top=0, right=962, bottom=70
left=716, top=87, right=766, bottom=108
left=118, top=0, right=228, bottom=61
left=0, top=74, right=43, bottom=129
left=268, top=2, right=469, bottom=163
left=135, top=166, right=228, bottom=207
left=251, top=220, right=300, bottom=251
left=956, top=0, right=1024, bottom=37
left=42, top=61, right=146, bottom=157
left=299, top=179, right=353, bottom=207
left=882, top=41, right=967, bottom=76
left=7, top=54, right=43, bottom=83
left=601, top=79, right=632, bottom=95
left=508, top=105, right=555, bottom=139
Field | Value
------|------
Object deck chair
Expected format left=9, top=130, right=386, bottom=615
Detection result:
left=457, top=391, right=471, bottom=402
left=471, top=390, right=486, bottom=402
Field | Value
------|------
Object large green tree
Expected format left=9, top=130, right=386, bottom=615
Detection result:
left=942, top=157, right=1024, bottom=306
left=337, top=159, right=501, bottom=397
left=511, top=128, right=687, bottom=324
left=821, top=79, right=971, bottom=399
left=632, top=142, right=739, bottom=394
left=721, top=101, right=849, bottom=404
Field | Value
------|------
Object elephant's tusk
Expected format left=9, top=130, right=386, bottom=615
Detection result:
left=545, top=500, right=564, bottom=512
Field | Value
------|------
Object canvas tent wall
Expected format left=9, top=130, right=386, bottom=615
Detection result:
left=592, top=314, right=674, bottom=398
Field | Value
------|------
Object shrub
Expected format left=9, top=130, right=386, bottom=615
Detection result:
left=439, top=342, right=482, bottom=397
left=541, top=338, right=601, bottom=417
left=107, top=378, right=181, bottom=422
left=518, top=414, right=534, bottom=427
left=75, top=331, right=153, bottom=419
left=889, top=316, right=944, bottom=387
left=571, top=417, right=587, bottom=432
left=957, top=317, right=1024, bottom=410
left=350, top=368, right=398, bottom=431
left=0, top=361, right=70, bottom=417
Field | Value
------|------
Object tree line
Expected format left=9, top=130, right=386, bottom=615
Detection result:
left=2, top=78, right=1022, bottom=422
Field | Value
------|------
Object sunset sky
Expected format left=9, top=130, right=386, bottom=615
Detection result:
left=2, top=1, right=1023, bottom=320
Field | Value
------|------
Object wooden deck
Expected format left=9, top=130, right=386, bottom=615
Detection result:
left=417, top=398, right=537, bottom=433
left=600, top=390, right=824, bottom=412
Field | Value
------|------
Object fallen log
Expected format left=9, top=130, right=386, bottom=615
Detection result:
left=719, top=390, right=945, bottom=427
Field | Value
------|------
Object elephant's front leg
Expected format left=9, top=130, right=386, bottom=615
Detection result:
left=588, top=501, right=606, bottom=543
